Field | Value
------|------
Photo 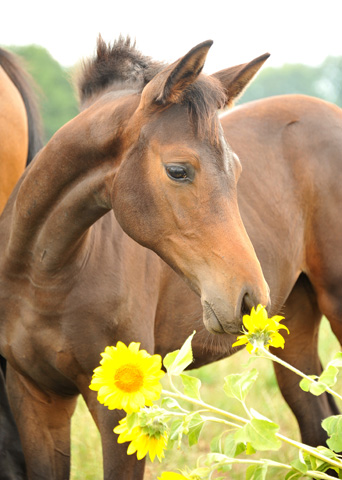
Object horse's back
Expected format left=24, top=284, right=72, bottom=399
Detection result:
left=221, top=94, right=342, bottom=325
left=0, top=48, right=43, bottom=166
left=0, top=64, right=28, bottom=214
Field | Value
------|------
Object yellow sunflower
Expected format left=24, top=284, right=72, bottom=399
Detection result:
left=232, top=305, right=289, bottom=354
left=89, top=341, right=164, bottom=413
left=114, top=415, right=168, bottom=462
left=158, top=473, right=191, bottom=480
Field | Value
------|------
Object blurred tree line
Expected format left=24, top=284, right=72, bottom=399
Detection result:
left=240, top=57, right=342, bottom=106
left=8, top=45, right=79, bottom=142
left=6, top=45, right=342, bottom=142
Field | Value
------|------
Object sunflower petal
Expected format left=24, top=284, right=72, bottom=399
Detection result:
left=269, top=331, right=285, bottom=349
left=232, top=335, right=249, bottom=348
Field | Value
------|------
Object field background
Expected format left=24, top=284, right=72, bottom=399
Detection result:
left=70, top=318, right=341, bottom=479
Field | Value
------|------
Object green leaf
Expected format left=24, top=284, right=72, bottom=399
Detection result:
left=223, top=369, right=258, bottom=403
left=319, top=365, right=339, bottom=388
left=235, top=442, right=247, bottom=457
left=234, top=419, right=281, bottom=451
left=303, top=452, right=317, bottom=471
left=299, top=375, right=318, bottom=392
left=299, top=376, right=329, bottom=396
left=246, top=443, right=256, bottom=455
left=160, top=396, right=184, bottom=411
left=223, top=435, right=236, bottom=457
left=218, top=465, right=233, bottom=474
left=205, top=452, right=229, bottom=465
left=180, top=373, right=202, bottom=400
left=285, top=471, right=303, bottom=480
left=215, top=434, right=246, bottom=458
left=211, top=434, right=222, bottom=453
left=306, top=446, right=342, bottom=475
left=290, top=458, right=308, bottom=474
left=204, top=452, right=233, bottom=473
left=316, top=445, right=341, bottom=459
left=322, top=415, right=342, bottom=452
left=187, top=466, right=212, bottom=477
left=163, top=331, right=195, bottom=375
left=188, top=413, right=204, bottom=447
left=308, top=381, right=328, bottom=396
left=299, top=364, right=339, bottom=396
left=125, top=412, right=139, bottom=431
left=163, top=350, right=179, bottom=372
left=169, top=418, right=185, bottom=448
left=246, top=464, right=268, bottom=480
left=250, top=408, right=272, bottom=422
left=329, top=352, right=342, bottom=368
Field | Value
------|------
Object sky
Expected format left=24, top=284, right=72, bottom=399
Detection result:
left=2, top=0, right=342, bottom=73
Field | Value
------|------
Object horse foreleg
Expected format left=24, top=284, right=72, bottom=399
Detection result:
left=271, top=274, right=339, bottom=447
left=329, top=320, right=342, bottom=347
left=81, top=383, right=145, bottom=480
left=6, top=364, right=77, bottom=479
left=0, top=365, right=26, bottom=479
left=313, top=280, right=342, bottom=347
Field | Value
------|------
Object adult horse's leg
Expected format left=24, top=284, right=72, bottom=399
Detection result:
left=271, top=274, right=339, bottom=447
left=6, top=365, right=77, bottom=479
left=329, top=319, right=342, bottom=347
left=81, top=384, right=145, bottom=480
left=309, top=253, right=342, bottom=349
left=0, top=367, right=26, bottom=479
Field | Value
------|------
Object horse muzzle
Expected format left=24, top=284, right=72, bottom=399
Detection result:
left=201, top=281, right=271, bottom=335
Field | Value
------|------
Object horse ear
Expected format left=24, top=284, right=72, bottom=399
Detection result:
left=154, top=40, right=213, bottom=105
left=212, top=53, right=270, bottom=108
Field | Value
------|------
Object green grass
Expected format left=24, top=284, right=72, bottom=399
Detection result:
left=70, top=318, right=341, bottom=479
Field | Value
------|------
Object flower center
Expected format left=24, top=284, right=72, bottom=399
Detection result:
left=249, top=330, right=271, bottom=344
left=114, top=363, right=144, bottom=392
left=142, top=419, right=168, bottom=439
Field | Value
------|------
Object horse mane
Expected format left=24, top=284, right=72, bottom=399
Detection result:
left=0, top=48, right=43, bottom=164
left=77, top=36, right=226, bottom=142
left=77, top=35, right=163, bottom=101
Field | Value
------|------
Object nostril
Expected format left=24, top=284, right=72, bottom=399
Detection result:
left=241, top=293, right=251, bottom=317
left=241, top=291, right=254, bottom=317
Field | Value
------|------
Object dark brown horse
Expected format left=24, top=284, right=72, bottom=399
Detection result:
left=0, top=37, right=341, bottom=479
left=0, top=47, right=43, bottom=479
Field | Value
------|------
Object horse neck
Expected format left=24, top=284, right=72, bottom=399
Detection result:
left=6, top=94, right=138, bottom=276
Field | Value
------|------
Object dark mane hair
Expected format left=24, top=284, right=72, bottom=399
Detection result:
left=77, top=35, right=163, bottom=102
left=77, top=36, right=226, bottom=142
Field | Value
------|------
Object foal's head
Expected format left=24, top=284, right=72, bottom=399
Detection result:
left=79, top=38, right=270, bottom=334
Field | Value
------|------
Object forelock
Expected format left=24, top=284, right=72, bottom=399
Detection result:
left=76, top=36, right=226, bottom=144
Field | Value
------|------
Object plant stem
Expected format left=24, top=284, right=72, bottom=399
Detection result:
left=275, top=432, right=342, bottom=470
left=201, top=415, right=243, bottom=430
left=162, top=387, right=342, bottom=471
left=162, top=388, right=248, bottom=426
left=222, top=457, right=290, bottom=468
left=306, top=472, right=342, bottom=480
left=209, top=458, right=337, bottom=479
left=259, top=347, right=342, bottom=402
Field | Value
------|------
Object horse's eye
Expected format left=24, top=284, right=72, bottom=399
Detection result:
left=165, top=165, right=188, bottom=181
